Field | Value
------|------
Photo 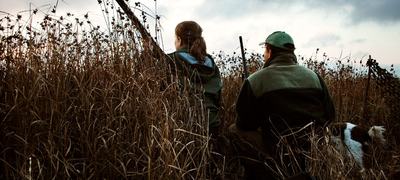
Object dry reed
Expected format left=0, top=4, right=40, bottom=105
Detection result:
left=1, top=3, right=399, bottom=180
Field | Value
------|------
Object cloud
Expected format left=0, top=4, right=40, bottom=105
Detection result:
left=304, top=34, right=341, bottom=48
left=0, top=0, right=101, bottom=17
left=195, top=0, right=400, bottom=24
left=350, top=38, right=366, bottom=44
left=303, top=0, right=400, bottom=24
left=4, top=0, right=400, bottom=24
left=195, top=0, right=277, bottom=18
left=348, top=0, right=400, bottom=23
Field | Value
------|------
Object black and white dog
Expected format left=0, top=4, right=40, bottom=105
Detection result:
left=329, top=122, right=386, bottom=171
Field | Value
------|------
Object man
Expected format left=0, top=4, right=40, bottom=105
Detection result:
left=230, top=31, right=335, bottom=179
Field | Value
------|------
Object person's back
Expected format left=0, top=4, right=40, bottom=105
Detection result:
left=231, top=31, right=335, bottom=179
left=168, top=21, right=223, bottom=135
left=240, top=54, right=333, bottom=147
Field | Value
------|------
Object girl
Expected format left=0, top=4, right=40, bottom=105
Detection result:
left=168, top=21, right=223, bottom=136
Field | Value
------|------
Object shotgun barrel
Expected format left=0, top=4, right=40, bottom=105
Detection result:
left=115, top=0, right=165, bottom=57
left=239, top=36, right=248, bottom=79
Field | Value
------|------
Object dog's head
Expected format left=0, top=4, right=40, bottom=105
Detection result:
left=329, top=122, right=386, bottom=170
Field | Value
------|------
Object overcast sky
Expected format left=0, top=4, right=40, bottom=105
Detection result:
left=2, top=0, right=400, bottom=66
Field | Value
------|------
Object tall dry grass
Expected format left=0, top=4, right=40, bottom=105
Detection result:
left=1, top=10, right=211, bottom=179
left=1, top=4, right=399, bottom=180
left=213, top=49, right=399, bottom=179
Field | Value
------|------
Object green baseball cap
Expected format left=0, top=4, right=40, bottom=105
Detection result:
left=259, top=31, right=295, bottom=50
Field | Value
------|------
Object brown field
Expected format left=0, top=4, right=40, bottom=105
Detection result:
left=1, top=7, right=399, bottom=180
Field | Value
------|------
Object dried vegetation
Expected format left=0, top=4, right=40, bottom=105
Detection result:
left=1, top=1, right=399, bottom=179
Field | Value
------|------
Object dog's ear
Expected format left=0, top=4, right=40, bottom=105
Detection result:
left=350, top=125, right=371, bottom=144
left=329, top=123, right=347, bottom=137
left=368, top=126, right=386, bottom=144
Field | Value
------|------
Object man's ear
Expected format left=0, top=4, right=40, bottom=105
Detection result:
left=265, top=45, right=272, bottom=56
left=266, top=44, right=271, bottom=52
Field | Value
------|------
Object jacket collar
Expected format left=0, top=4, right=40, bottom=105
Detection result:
left=263, top=53, right=297, bottom=68
left=176, top=48, right=189, bottom=53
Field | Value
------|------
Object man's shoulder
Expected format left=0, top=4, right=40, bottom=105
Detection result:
left=246, top=65, right=321, bottom=97
left=246, top=68, right=276, bottom=97
left=247, top=66, right=284, bottom=83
